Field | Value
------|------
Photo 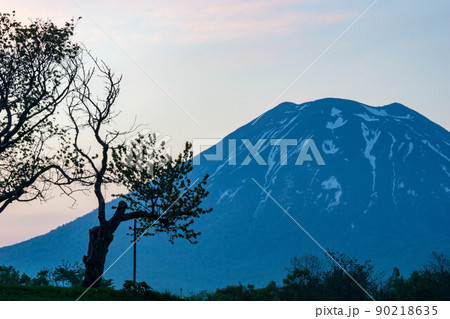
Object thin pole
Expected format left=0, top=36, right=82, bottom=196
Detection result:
left=133, top=218, right=137, bottom=283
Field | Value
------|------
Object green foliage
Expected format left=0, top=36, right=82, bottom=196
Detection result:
left=212, top=283, right=258, bottom=301
left=19, top=273, right=32, bottom=286
left=122, top=280, right=153, bottom=296
left=0, top=260, right=113, bottom=289
left=281, top=254, right=325, bottom=300
left=31, top=269, right=51, bottom=287
left=112, top=138, right=212, bottom=244
left=322, top=251, right=380, bottom=300
left=0, top=265, right=21, bottom=285
left=49, top=260, right=84, bottom=287
left=0, top=285, right=180, bottom=301
left=188, top=290, right=213, bottom=301
left=383, top=252, right=450, bottom=300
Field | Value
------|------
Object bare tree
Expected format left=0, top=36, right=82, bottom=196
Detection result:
left=68, top=56, right=212, bottom=288
left=0, top=12, right=80, bottom=212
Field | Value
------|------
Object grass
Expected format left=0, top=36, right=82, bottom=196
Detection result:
left=0, top=285, right=180, bottom=301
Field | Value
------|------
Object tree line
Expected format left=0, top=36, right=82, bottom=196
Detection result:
left=1, top=251, right=449, bottom=300
left=189, top=251, right=450, bottom=301
left=0, top=260, right=112, bottom=288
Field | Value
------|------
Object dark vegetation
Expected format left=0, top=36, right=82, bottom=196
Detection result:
left=1, top=251, right=449, bottom=301
left=0, top=11, right=79, bottom=212
left=0, top=260, right=178, bottom=300
left=189, top=251, right=450, bottom=301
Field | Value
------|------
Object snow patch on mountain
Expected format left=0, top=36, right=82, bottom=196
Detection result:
left=422, top=140, right=450, bottom=162
left=321, top=176, right=342, bottom=210
left=361, top=122, right=381, bottom=191
left=283, top=114, right=300, bottom=131
left=388, top=133, right=397, bottom=160
left=403, top=142, right=414, bottom=162
left=326, top=117, right=347, bottom=130
left=356, top=113, right=379, bottom=122
left=363, top=192, right=378, bottom=214
left=442, top=165, right=450, bottom=178
left=387, top=133, right=399, bottom=210
left=322, top=140, right=339, bottom=154
left=217, top=184, right=245, bottom=204
left=264, top=124, right=302, bottom=186
left=363, top=105, right=388, bottom=117
left=331, top=107, right=342, bottom=117
left=265, top=142, right=280, bottom=185
left=397, top=114, right=412, bottom=120
left=407, top=189, right=417, bottom=197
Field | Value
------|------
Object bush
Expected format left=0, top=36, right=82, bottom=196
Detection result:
left=122, top=280, right=153, bottom=296
left=0, top=265, right=21, bottom=286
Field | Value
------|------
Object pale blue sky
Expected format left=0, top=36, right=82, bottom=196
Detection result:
left=1, top=0, right=449, bottom=246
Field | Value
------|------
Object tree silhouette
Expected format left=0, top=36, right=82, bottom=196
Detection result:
left=0, top=12, right=80, bottom=212
left=66, top=55, right=212, bottom=288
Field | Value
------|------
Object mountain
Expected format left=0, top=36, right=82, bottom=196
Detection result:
left=0, top=98, right=449, bottom=293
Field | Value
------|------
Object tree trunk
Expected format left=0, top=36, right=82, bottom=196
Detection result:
left=81, top=202, right=128, bottom=288
left=82, top=225, right=114, bottom=288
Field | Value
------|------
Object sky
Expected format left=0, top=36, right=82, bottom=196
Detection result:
left=0, top=0, right=449, bottom=246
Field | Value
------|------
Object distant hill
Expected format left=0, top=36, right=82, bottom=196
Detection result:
left=1, top=98, right=449, bottom=293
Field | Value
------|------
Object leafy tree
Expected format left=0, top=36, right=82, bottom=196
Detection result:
left=282, top=255, right=325, bottom=300
left=26, top=262, right=113, bottom=288
left=255, top=280, right=280, bottom=301
left=211, top=283, right=258, bottom=301
left=112, top=136, right=212, bottom=245
left=31, top=269, right=50, bottom=287
left=323, top=251, right=380, bottom=301
left=66, top=56, right=212, bottom=288
left=382, top=267, right=407, bottom=300
left=19, top=273, right=32, bottom=286
left=0, top=265, right=21, bottom=285
left=402, top=252, right=450, bottom=300
left=0, top=12, right=81, bottom=212
left=427, top=251, right=450, bottom=274
left=50, top=260, right=84, bottom=287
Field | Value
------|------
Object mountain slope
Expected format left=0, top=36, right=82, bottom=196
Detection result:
left=0, top=98, right=449, bottom=292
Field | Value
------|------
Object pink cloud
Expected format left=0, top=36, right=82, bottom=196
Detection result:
left=2, top=0, right=356, bottom=43
left=119, top=0, right=356, bottom=42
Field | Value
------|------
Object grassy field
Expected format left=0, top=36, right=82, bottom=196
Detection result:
left=0, top=285, right=180, bottom=301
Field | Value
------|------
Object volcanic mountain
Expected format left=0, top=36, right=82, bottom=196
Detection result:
left=0, top=98, right=449, bottom=292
